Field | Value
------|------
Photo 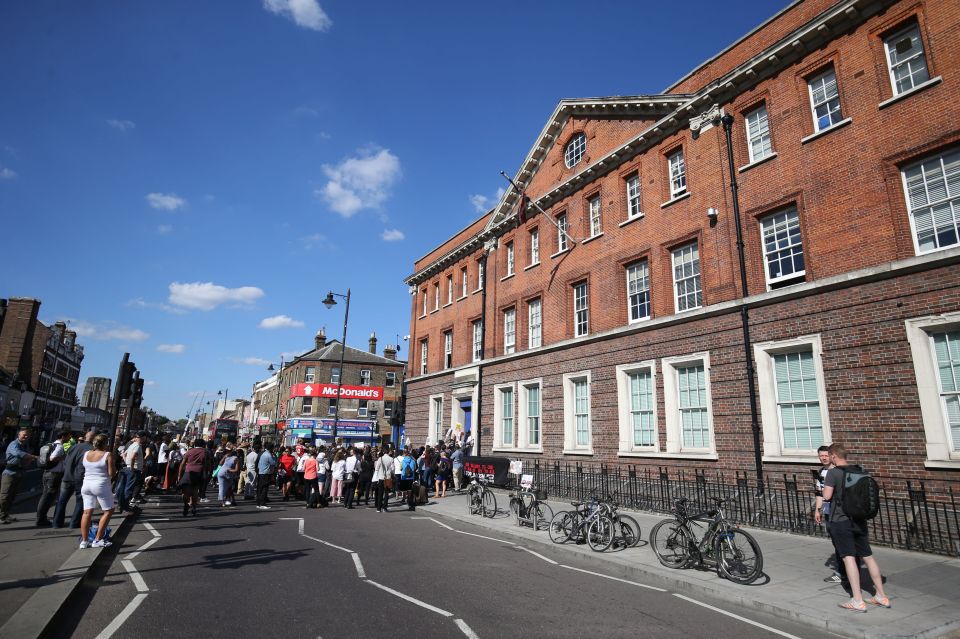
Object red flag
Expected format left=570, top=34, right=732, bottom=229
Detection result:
left=516, top=194, right=530, bottom=223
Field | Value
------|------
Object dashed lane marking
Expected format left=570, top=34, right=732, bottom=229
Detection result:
left=126, top=536, right=160, bottom=560
left=454, top=619, right=480, bottom=639
left=351, top=553, right=366, bottom=578
left=120, top=560, right=149, bottom=593
left=671, top=594, right=805, bottom=639
left=142, top=522, right=160, bottom=537
left=302, top=534, right=353, bottom=554
left=365, top=579, right=453, bottom=617
left=517, top=546, right=558, bottom=565
left=95, top=593, right=148, bottom=639
left=426, top=517, right=454, bottom=530
left=559, top=565, right=667, bottom=592
left=455, top=530, right=515, bottom=544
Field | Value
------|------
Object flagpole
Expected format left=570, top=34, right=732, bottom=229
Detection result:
left=499, top=172, right=576, bottom=246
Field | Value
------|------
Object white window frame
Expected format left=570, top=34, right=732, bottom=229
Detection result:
left=529, top=228, right=540, bottom=265
left=503, top=308, right=516, bottom=354
left=421, top=289, right=427, bottom=317
left=884, top=22, right=930, bottom=97
left=302, top=397, right=313, bottom=415
left=626, top=260, right=651, bottom=323
left=327, top=398, right=337, bottom=416
left=447, top=275, right=453, bottom=304
left=745, top=105, right=773, bottom=163
left=588, top=195, right=602, bottom=237
left=478, top=261, right=485, bottom=290
left=506, top=241, right=515, bottom=276
left=754, top=335, right=832, bottom=462
left=330, top=367, right=341, bottom=384
left=472, top=320, right=483, bottom=362
left=528, top=298, right=542, bottom=349
left=760, top=207, right=806, bottom=288
left=662, top=353, right=716, bottom=458
left=360, top=369, right=371, bottom=386
left=429, top=394, right=444, bottom=444
left=492, top=383, right=516, bottom=450
left=672, top=242, right=702, bottom=312
left=443, top=331, right=453, bottom=369
left=626, top=174, right=642, bottom=219
left=420, top=339, right=428, bottom=375
left=573, top=281, right=589, bottom=337
left=517, top=378, right=543, bottom=452
left=905, top=312, right=960, bottom=468
left=902, top=149, right=960, bottom=255
left=557, top=214, right=568, bottom=253
left=358, top=399, right=369, bottom=417
left=562, top=371, right=592, bottom=455
left=433, top=282, right=440, bottom=311
left=616, top=361, right=658, bottom=455
left=668, top=150, right=686, bottom=197
left=461, top=267, right=468, bottom=298
left=385, top=371, right=396, bottom=387
left=808, top=68, right=843, bottom=132
left=305, top=366, right=315, bottom=383
left=564, top=133, right=586, bottom=169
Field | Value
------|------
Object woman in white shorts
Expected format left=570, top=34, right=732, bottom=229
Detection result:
left=80, top=434, right=116, bottom=549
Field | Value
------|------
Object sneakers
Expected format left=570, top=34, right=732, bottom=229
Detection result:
left=79, top=540, right=90, bottom=549
left=867, top=596, right=892, bottom=608
left=256, top=505, right=272, bottom=510
left=824, top=574, right=843, bottom=584
left=199, top=498, right=210, bottom=503
left=839, top=599, right=867, bottom=613
left=92, top=539, right=112, bottom=548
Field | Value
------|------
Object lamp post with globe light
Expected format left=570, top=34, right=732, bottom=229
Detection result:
left=322, top=289, right=350, bottom=443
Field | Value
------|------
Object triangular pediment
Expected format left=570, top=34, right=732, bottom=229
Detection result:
left=484, top=94, right=692, bottom=232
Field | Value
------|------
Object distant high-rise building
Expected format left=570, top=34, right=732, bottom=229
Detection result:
left=81, top=377, right=112, bottom=411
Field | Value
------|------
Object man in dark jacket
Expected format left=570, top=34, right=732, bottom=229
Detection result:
left=52, top=430, right=95, bottom=529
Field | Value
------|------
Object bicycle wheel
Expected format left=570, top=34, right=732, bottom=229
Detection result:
left=587, top=515, right=615, bottom=552
left=534, top=502, right=554, bottom=531
left=509, top=496, right=520, bottom=516
left=481, top=490, right=497, bottom=518
left=714, top=529, right=763, bottom=584
left=649, top=519, right=692, bottom=568
left=616, top=514, right=642, bottom=547
left=612, top=519, right=637, bottom=550
left=548, top=511, right=574, bottom=544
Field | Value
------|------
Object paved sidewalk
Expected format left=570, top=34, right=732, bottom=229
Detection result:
left=417, top=490, right=960, bottom=639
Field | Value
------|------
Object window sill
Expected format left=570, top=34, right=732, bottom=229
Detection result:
left=500, top=274, right=515, bottom=282
left=430, top=309, right=439, bottom=315
left=581, top=232, right=604, bottom=245
left=619, top=214, right=644, bottom=228
left=738, top=152, right=778, bottom=173
left=550, top=248, right=571, bottom=259
left=491, top=446, right=516, bottom=453
left=524, top=261, right=540, bottom=271
left=660, top=192, right=691, bottom=209
left=418, top=315, right=426, bottom=320
left=800, top=117, right=852, bottom=144
left=923, top=459, right=960, bottom=470
left=761, top=454, right=820, bottom=464
left=456, top=295, right=468, bottom=302
left=443, top=302, right=453, bottom=308
left=473, top=288, right=483, bottom=295
left=617, top=449, right=662, bottom=458
left=562, top=448, right=594, bottom=456
left=621, top=451, right=718, bottom=461
left=517, top=447, right=543, bottom=454
left=879, top=76, right=942, bottom=110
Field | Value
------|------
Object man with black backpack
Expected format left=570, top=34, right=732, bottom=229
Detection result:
left=822, top=442, right=890, bottom=613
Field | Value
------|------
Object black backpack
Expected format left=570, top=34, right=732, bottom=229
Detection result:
left=839, top=465, right=881, bottom=521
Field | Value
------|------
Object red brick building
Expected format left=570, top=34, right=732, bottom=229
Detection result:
left=404, top=0, right=960, bottom=489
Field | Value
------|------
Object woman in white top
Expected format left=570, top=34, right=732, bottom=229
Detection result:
left=330, top=449, right=346, bottom=504
left=80, top=434, right=116, bottom=549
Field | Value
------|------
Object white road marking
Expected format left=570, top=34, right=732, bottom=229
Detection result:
left=454, top=619, right=480, bottom=639
left=302, top=534, right=354, bottom=554
left=126, top=536, right=161, bottom=560
left=426, top=517, right=454, bottom=530
left=366, top=579, right=453, bottom=617
left=456, top=530, right=515, bottom=545
left=142, top=523, right=160, bottom=537
left=517, top=546, right=558, bottom=565
left=351, top=553, right=366, bottom=578
left=671, top=594, right=804, bottom=639
left=140, top=518, right=169, bottom=522
left=560, top=565, right=667, bottom=592
left=300, top=519, right=304, bottom=535
left=279, top=517, right=305, bottom=535
left=120, top=560, right=149, bottom=593
left=95, top=593, right=148, bottom=639
left=410, top=516, right=429, bottom=519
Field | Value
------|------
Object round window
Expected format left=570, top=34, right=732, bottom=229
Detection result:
left=564, top=133, right=586, bottom=168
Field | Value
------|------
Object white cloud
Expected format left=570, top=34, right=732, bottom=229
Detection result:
left=0, top=167, right=17, bottom=180
left=157, top=224, right=172, bottom=234
left=168, top=282, right=264, bottom=311
left=107, top=119, right=136, bottom=131
left=259, top=315, right=305, bottom=329
left=382, top=228, right=405, bottom=242
left=263, top=0, right=331, bottom=31
left=144, top=380, right=157, bottom=386
left=146, top=192, right=186, bottom=211
left=126, top=297, right=187, bottom=315
left=64, top=319, right=150, bottom=342
left=469, top=187, right=506, bottom=213
left=233, top=356, right=273, bottom=367
left=157, top=343, right=186, bottom=354
left=316, top=147, right=401, bottom=217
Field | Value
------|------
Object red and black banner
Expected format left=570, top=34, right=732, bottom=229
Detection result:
left=463, top=456, right=511, bottom=486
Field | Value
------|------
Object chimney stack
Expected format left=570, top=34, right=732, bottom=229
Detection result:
left=369, top=331, right=377, bottom=354
left=383, top=345, right=397, bottom=360
left=315, top=327, right=326, bottom=350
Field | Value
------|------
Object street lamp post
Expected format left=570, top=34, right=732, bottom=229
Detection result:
left=322, top=288, right=351, bottom=444
left=267, top=358, right=285, bottom=444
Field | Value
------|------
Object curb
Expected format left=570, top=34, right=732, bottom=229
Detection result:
left=0, top=510, right=139, bottom=639
left=425, top=501, right=960, bottom=639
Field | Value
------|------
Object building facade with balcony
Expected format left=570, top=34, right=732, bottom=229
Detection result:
left=403, top=0, right=960, bottom=491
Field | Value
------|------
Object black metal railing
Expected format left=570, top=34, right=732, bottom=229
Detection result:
left=528, top=460, right=960, bottom=557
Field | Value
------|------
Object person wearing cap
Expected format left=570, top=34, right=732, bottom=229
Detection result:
left=114, top=432, right=145, bottom=514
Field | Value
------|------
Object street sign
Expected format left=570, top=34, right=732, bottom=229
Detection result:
left=509, top=460, right=523, bottom=475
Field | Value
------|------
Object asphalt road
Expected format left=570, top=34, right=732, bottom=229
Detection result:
left=55, top=492, right=839, bottom=639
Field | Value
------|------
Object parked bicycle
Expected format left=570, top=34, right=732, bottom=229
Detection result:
left=467, top=478, right=497, bottom=518
left=509, top=486, right=554, bottom=530
left=548, top=491, right=639, bottom=551
left=649, top=496, right=763, bottom=584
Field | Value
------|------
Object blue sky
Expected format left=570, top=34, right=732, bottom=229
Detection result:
left=0, top=0, right=787, bottom=419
